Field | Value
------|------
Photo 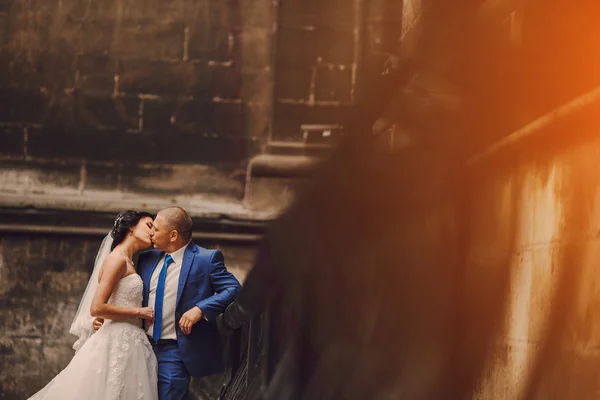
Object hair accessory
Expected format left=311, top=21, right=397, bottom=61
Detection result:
left=113, top=214, right=124, bottom=230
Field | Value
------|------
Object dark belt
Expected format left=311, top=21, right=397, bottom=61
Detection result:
left=147, top=336, right=177, bottom=346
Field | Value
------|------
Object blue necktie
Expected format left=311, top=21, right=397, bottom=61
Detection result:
left=153, top=254, right=174, bottom=342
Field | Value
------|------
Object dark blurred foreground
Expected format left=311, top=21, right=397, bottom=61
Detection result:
left=219, top=1, right=600, bottom=399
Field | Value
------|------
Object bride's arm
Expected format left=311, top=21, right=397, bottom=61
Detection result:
left=90, top=254, right=154, bottom=322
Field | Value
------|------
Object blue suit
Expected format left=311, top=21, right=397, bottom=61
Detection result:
left=138, top=242, right=241, bottom=398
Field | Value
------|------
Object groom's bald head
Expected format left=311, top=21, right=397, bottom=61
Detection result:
left=157, top=206, right=193, bottom=242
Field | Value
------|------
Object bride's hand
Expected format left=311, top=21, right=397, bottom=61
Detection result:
left=137, top=307, right=154, bottom=323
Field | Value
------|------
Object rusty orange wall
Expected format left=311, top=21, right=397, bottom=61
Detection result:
left=467, top=134, right=600, bottom=399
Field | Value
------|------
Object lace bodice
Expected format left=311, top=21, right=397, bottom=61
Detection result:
left=104, top=274, right=153, bottom=399
left=108, top=274, right=143, bottom=308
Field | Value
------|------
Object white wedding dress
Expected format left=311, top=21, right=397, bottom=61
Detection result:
left=29, top=273, right=158, bottom=400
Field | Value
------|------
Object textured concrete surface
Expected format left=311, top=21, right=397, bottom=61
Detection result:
left=468, top=131, right=600, bottom=399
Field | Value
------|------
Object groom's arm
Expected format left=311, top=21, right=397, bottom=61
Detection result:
left=179, top=250, right=241, bottom=334
left=195, top=250, right=241, bottom=322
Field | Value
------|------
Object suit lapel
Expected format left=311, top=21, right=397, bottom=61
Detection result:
left=176, top=242, right=196, bottom=308
left=143, top=252, right=164, bottom=306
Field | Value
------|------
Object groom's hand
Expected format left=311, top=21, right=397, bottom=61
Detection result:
left=93, top=317, right=104, bottom=332
left=179, top=306, right=203, bottom=335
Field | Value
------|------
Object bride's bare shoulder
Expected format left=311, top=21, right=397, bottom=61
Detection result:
left=98, top=252, right=127, bottom=281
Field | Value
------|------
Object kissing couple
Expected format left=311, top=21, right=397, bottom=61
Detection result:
left=29, top=206, right=242, bottom=400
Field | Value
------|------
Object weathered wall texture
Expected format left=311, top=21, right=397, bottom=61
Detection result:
left=0, top=234, right=256, bottom=399
left=468, top=130, right=600, bottom=399
left=462, top=7, right=600, bottom=397
left=0, top=0, right=366, bottom=214
left=271, top=0, right=361, bottom=141
left=0, top=0, right=274, bottom=209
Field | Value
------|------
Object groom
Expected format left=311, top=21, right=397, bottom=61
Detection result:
left=97, top=206, right=241, bottom=399
left=145, top=206, right=241, bottom=399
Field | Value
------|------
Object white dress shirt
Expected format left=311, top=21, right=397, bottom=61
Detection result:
left=146, top=241, right=191, bottom=340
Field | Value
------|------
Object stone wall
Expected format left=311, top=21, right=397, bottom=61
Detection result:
left=271, top=0, right=361, bottom=141
left=0, top=0, right=272, bottom=150
left=0, top=0, right=374, bottom=216
left=0, top=0, right=275, bottom=209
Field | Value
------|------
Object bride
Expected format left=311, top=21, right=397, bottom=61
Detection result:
left=29, top=210, right=159, bottom=400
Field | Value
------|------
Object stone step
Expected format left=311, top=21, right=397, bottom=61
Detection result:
left=243, top=154, right=321, bottom=212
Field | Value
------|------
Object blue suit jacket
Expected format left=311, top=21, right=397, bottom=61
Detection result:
left=138, top=242, right=241, bottom=377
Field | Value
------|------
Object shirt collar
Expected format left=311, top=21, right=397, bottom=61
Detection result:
left=167, top=240, right=191, bottom=265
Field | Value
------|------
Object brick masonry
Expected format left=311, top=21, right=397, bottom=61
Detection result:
left=271, top=0, right=358, bottom=141
left=0, top=0, right=393, bottom=196
left=0, top=0, right=274, bottom=198
left=270, top=0, right=404, bottom=141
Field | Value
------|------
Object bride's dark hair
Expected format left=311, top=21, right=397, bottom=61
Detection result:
left=110, top=210, right=154, bottom=250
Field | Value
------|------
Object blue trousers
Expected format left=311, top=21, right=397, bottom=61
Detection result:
left=153, top=342, right=191, bottom=400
